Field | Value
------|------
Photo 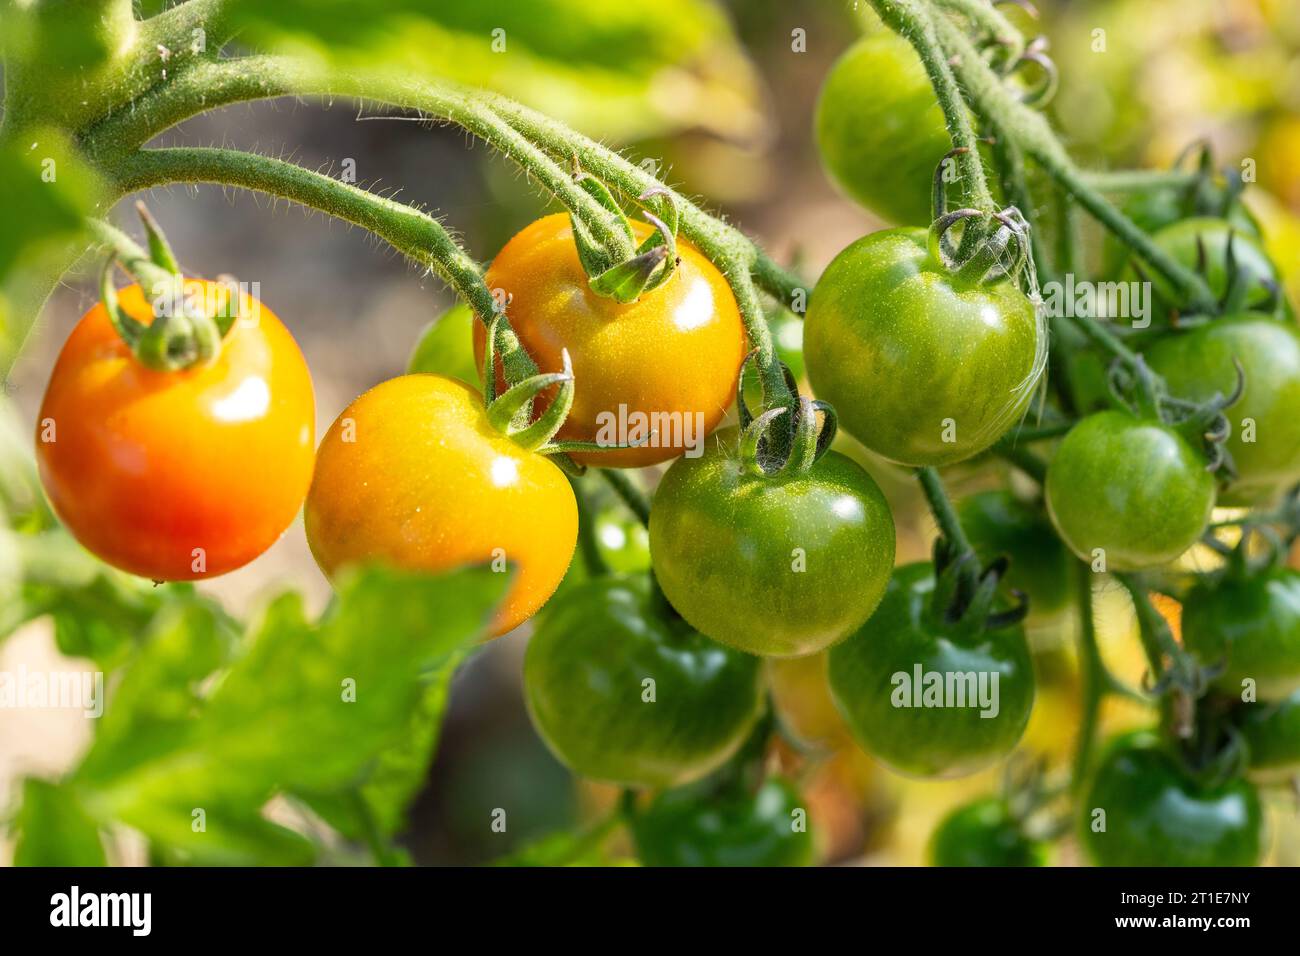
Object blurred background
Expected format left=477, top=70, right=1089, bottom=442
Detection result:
left=2, top=0, right=1299, bottom=865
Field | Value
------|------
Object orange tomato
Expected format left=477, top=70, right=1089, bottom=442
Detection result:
left=304, top=374, right=577, bottom=636
left=475, top=213, right=746, bottom=467
left=35, top=281, right=315, bottom=581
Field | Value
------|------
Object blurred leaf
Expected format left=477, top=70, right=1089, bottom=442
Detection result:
left=223, top=0, right=765, bottom=142
left=0, top=130, right=108, bottom=376
left=68, top=564, right=506, bottom=864
left=491, top=822, right=634, bottom=867
left=295, top=649, right=466, bottom=842
left=406, top=302, right=480, bottom=385
left=11, top=778, right=106, bottom=866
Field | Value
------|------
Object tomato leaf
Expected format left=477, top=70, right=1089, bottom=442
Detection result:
left=11, top=779, right=106, bottom=867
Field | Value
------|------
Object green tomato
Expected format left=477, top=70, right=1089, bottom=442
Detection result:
left=1045, top=411, right=1216, bottom=571
left=1102, top=190, right=1261, bottom=277
left=593, top=511, right=651, bottom=573
left=1080, top=732, right=1262, bottom=867
left=649, top=427, right=896, bottom=659
left=632, top=777, right=814, bottom=867
left=1182, top=565, right=1300, bottom=699
left=407, top=302, right=480, bottom=384
left=1146, top=314, right=1300, bottom=506
left=524, top=575, right=764, bottom=789
left=814, top=32, right=952, bottom=226
left=1235, top=690, right=1300, bottom=778
left=827, top=563, right=1035, bottom=778
left=958, top=490, right=1072, bottom=621
left=928, top=797, right=1049, bottom=867
left=805, top=228, right=1042, bottom=467
left=1126, top=217, right=1281, bottom=318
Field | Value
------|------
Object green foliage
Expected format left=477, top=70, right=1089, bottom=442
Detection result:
left=12, top=779, right=107, bottom=867
left=221, top=0, right=763, bottom=141
left=8, top=565, right=506, bottom=865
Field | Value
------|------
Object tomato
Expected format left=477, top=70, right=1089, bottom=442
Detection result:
left=814, top=32, right=952, bottom=226
left=36, top=280, right=314, bottom=581
left=1045, top=411, right=1215, bottom=571
left=1235, top=690, right=1300, bottom=778
left=1127, top=217, right=1281, bottom=318
left=804, top=228, right=1042, bottom=466
left=928, top=797, right=1049, bottom=867
left=632, top=777, right=814, bottom=867
left=958, top=490, right=1071, bottom=622
left=407, top=301, right=480, bottom=384
left=1079, top=732, right=1262, bottom=867
left=1182, top=565, right=1300, bottom=698
left=593, top=511, right=651, bottom=574
left=1102, top=189, right=1260, bottom=277
left=474, top=213, right=746, bottom=467
left=304, top=374, right=576, bottom=636
left=523, top=575, right=764, bottom=788
left=827, top=563, right=1035, bottom=778
left=1146, top=315, right=1300, bottom=506
left=648, top=426, right=896, bottom=658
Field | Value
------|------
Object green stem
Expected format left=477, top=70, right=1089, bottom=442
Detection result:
left=599, top=469, right=651, bottom=529
left=1071, top=560, right=1104, bottom=789
left=109, top=146, right=538, bottom=384
left=916, top=466, right=974, bottom=558
left=870, top=0, right=996, bottom=214
left=933, top=0, right=1027, bottom=60
left=1115, top=572, right=1185, bottom=680
left=86, top=218, right=175, bottom=294
left=927, top=11, right=1217, bottom=313
left=1081, top=169, right=1197, bottom=193
left=570, top=477, right=610, bottom=578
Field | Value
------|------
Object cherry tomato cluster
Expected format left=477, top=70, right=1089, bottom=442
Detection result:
left=32, top=14, right=1300, bottom=866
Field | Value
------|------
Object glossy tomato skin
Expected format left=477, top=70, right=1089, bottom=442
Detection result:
left=815, top=32, right=951, bottom=226
left=958, top=490, right=1071, bottom=622
left=648, top=427, right=896, bottom=659
left=827, top=563, right=1035, bottom=779
left=1128, top=217, right=1281, bottom=318
left=632, top=777, right=814, bottom=867
left=1235, top=690, right=1300, bottom=778
left=304, top=374, right=577, bottom=636
left=1146, top=315, right=1300, bottom=506
left=1182, top=566, right=1300, bottom=698
left=36, top=281, right=314, bottom=581
left=524, top=575, right=764, bottom=788
left=475, top=214, right=746, bottom=467
left=928, top=797, right=1049, bottom=867
left=1045, top=411, right=1216, bottom=571
left=805, top=229, right=1042, bottom=467
left=1080, top=732, right=1262, bottom=867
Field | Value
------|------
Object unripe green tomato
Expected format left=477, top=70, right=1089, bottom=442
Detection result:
left=1045, top=411, right=1216, bottom=571
left=1182, top=565, right=1300, bottom=699
left=632, top=777, right=814, bottom=867
left=805, top=228, right=1042, bottom=467
left=649, top=427, right=896, bottom=658
left=828, top=563, right=1035, bottom=779
left=1080, top=732, right=1262, bottom=867
left=1235, top=690, right=1300, bottom=779
left=1146, top=315, right=1300, bottom=506
left=814, top=32, right=952, bottom=226
left=407, top=302, right=480, bottom=384
left=928, top=797, right=1049, bottom=867
left=593, top=511, right=651, bottom=573
left=958, top=490, right=1071, bottom=622
left=524, top=575, right=764, bottom=789
left=1101, top=191, right=1261, bottom=278
left=1124, top=217, right=1281, bottom=319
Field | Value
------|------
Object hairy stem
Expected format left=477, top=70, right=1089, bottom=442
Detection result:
left=917, top=466, right=974, bottom=558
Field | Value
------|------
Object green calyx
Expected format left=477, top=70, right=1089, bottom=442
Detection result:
left=1104, top=353, right=1242, bottom=480
left=735, top=352, right=836, bottom=478
left=927, top=206, right=1030, bottom=288
left=926, top=546, right=1028, bottom=639
left=570, top=171, right=681, bottom=304
left=95, top=203, right=237, bottom=373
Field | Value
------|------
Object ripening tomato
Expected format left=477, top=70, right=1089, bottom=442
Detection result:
left=1146, top=315, right=1300, bottom=506
left=474, top=214, right=746, bottom=467
left=304, top=374, right=577, bottom=636
left=36, top=281, right=314, bottom=581
left=814, top=31, right=953, bottom=226
left=805, top=228, right=1043, bottom=466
